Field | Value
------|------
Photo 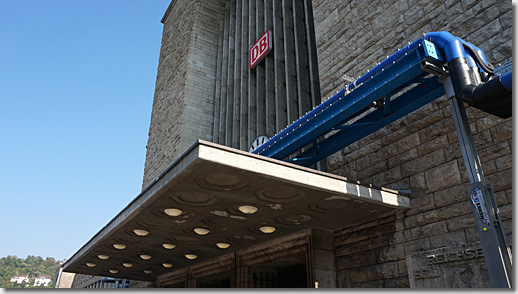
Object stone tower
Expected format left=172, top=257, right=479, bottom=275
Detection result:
left=143, top=0, right=321, bottom=188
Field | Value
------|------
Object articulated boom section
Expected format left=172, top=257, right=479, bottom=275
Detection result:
left=251, top=31, right=512, bottom=167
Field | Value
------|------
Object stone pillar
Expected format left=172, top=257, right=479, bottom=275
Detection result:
left=311, top=228, right=336, bottom=288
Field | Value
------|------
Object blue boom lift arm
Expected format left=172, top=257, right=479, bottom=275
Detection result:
left=251, top=31, right=512, bottom=167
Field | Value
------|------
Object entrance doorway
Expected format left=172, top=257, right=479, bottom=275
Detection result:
left=195, top=271, right=231, bottom=288
left=249, top=253, right=308, bottom=288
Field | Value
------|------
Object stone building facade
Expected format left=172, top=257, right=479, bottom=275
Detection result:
left=143, top=0, right=322, bottom=188
left=63, top=0, right=511, bottom=289
left=312, top=0, right=512, bottom=287
left=142, top=0, right=511, bottom=288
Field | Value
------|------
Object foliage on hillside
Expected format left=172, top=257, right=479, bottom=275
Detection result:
left=0, top=255, right=61, bottom=288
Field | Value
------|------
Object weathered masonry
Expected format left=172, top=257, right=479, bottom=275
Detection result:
left=60, top=0, right=512, bottom=289
left=142, top=0, right=322, bottom=188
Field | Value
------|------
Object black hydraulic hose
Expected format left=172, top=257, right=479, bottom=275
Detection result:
left=462, top=43, right=495, bottom=75
left=449, top=57, right=474, bottom=96
left=448, top=57, right=511, bottom=117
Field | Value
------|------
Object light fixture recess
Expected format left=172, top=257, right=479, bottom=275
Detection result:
left=109, top=270, right=118, bottom=274
left=164, top=208, right=183, bottom=217
left=216, top=243, right=231, bottom=249
left=238, top=205, right=259, bottom=214
left=123, top=263, right=133, bottom=268
left=193, top=228, right=210, bottom=235
left=140, top=254, right=152, bottom=260
left=133, top=229, right=149, bottom=236
left=259, top=226, right=277, bottom=234
left=97, top=255, right=110, bottom=260
left=113, top=244, right=126, bottom=250
left=144, top=270, right=152, bottom=274
left=185, top=254, right=198, bottom=260
left=162, top=263, right=173, bottom=268
left=162, top=243, right=176, bottom=249
left=86, top=263, right=96, bottom=267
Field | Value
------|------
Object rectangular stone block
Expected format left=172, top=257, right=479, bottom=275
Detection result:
left=352, top=280, right=383, bottom=288
left=410, top=221, right=448, bottom=239
left=473, top=129, right=493, bottom=150
left=403, top=238, right=432, bottom=255
left=376, top=244, right=405, bottom=263
left=398, top=148, right=419, bottom=165
left=407, top=193, right=436, bottom=215
left=444, top=141, right=462, bottom=161
left=424, top=160, right=462, bottom=193
left=423, top=201, right=472, bottom=224
left=429, top=230, right=467, bottom=248
left=446, top=214, right=476, bottom=232
left=404, top=213, right=425, bottom=229
left=490, top=120, right=512, bottom=144
left=358, top=161, right=388, bottom=180
left=384, top=276, right=410, bottom=288
left=389, top=229, right=412, bottom=245
left=401, top=149, right=445, bottom=178
left=418, top=117, right=456, bottom=144
left=407, top=108, right=443, bottom=134
left=410, top=172, right=427, bottom=191
left=336, top=250, right=377, bottom=270
left=336, top=270, right=352, bottom=288
left=417, top=135, right=448, bottom=156
left=485, top=168, right=512, bottom=192
left=350, top=262, right=399, bottom=283
left=369, top=142, right=398, bottom=165
left=397, top=132, right=421, bottom=153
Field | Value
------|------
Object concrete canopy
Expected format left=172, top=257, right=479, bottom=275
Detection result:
left=62, top=141, right=410, bottom=282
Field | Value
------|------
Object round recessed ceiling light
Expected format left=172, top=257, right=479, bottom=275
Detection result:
left=113, top=244, right=126, bottom=250
left=97, top=255, right=110, bottom=260
left=164, top=208, right=183, bottom=217
left=216, top=243, right=231, bottom=249
left=162, top=263, right=173, bottom=268
left=193, top=228, right=210, bottom=235
left=238, top=205, right=258, bottom=214
left=259, top=226, right=276, bottom=234
left=185, top=254, right=198, bottom=260
left=144, top=270, right=152, bottom=274
left=109, top=269, right=118, bottom=274
left=133, top=229, right=149, bottom=236
left=123, top=263, right=133, bottom=268
left=86, top=263, right=96, bottom=267
left=162, top=243, right=176, bottom=249
left=140, top=254, right=152, bottom=260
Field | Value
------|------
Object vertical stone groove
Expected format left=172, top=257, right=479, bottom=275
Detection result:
left=225, top=0, right=236, bottom=146
left=273, top=0, right=287, bottom=133
left=218, top=1, right=231, bottom=145
left=303, top=0, right=321, bottom=108
left=293, top=0, right=311, bottom=117
left=282, top=0, right=299, bottom=124
left=240, top=0, right=249, bottom=149
left=255, top=0, right=266, bottom=138
left=212, top=16, right=225, bottom=143
left=212, top=0, right=320, bottom=151
left=232, top=0, right=242, bottom=149
left=248, top=0, right=257, bottom=146
left=264, top=1, right=276, bottom=137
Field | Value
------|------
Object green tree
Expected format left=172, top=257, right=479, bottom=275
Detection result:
left=0, top=255, right=61, bottom=288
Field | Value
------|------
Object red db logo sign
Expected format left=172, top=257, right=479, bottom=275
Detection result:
left=250, top=30, right=272, bottom=69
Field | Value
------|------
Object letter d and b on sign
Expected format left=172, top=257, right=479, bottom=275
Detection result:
left=250, top=30, right=272, bottom=69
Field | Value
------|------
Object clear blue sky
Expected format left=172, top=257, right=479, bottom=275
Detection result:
left=0, top=0, right=171, bottom=261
